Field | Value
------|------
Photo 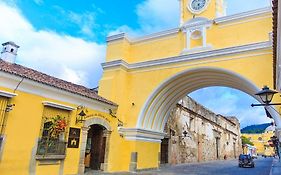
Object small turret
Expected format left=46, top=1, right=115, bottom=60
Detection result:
left=1, top=41, right=20, bottom=64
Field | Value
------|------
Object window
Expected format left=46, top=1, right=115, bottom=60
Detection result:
left=36, top=106, right=70, bottom=158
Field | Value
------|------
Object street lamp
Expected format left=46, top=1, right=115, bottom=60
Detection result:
left=251, top=86, right=281, bottom=107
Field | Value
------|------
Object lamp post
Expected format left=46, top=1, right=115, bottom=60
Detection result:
left=251, top=86, right=281, bottom=159
left=251, top=86, right=281, bottom=107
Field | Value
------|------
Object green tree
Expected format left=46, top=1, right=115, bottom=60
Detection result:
left=241, top=136, right=254, bottom=146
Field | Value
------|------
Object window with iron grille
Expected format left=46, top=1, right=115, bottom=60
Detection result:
left=36, top=106, right=70, bottom=158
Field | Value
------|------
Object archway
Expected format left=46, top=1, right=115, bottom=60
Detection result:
left=78, top=118, right=112, bottom=174
left=136, top=67, right=281, bottom=135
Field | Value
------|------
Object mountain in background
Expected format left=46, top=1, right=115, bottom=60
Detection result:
left=241, top=123, right=271, bottom=134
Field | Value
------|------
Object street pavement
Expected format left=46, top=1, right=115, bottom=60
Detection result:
left=92, top=157, right=274, bottom=175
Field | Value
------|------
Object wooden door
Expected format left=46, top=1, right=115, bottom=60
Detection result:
left=160, top=138, right=169, bottom=164
left=90, top=125, right=106, bottom=170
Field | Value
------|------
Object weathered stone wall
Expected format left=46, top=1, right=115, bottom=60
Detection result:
left=164, top=96, right=242, bottom=165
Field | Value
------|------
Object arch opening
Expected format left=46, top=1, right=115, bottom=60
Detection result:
left=137, top=67, right=281, bottom=134
left=78, top=117, right=112, bottom=173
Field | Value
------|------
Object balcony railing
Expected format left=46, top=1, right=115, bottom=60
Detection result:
left=36, top=138, right=66, bottom=160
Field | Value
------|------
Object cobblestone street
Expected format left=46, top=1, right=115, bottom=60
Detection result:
left=92, top=157, right=274, bottom=175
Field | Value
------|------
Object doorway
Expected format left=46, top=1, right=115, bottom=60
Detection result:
left=160, top=138, right=169, bottom=164
left=215, top=137, right=220, bottom=159
left=85, top=124, right=106, bottom=170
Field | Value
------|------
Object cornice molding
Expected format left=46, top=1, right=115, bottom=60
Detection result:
left=118, top=127, right=165, bottom=143
left=181, top=17, right=213, bottom=30
left=214, top=7, right=272, bottom=24
left=42, top=101, right=75, bottom=111
left=102, top=41, right=272, bottom=70
left=0, top=90, right=17, bottom=98
left=106, top=28, right=180, bottom=44
left=106, top=33, right=127, bottom=42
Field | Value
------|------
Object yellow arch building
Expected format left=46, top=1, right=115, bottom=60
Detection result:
left=99, top=0, right=281, bottom=172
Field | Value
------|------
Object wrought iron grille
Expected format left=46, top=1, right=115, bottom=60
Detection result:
left=36, top=138, right=67, bottom=155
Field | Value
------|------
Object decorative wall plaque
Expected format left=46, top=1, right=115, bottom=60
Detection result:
left=67, top=127, right=81, bottom=148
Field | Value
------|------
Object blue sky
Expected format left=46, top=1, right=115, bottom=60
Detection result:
left=0, top=0, right=272, bottom=128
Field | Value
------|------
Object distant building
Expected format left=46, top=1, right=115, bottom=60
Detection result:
left=160, top=96, right=242, bottom=165
left=242, top=125, right=276, bottom=157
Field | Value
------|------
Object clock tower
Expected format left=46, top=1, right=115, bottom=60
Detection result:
left=179, top=0, right=226, bottom=25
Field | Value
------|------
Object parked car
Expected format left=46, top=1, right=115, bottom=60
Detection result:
left=238, top=154, right=255, bottom=168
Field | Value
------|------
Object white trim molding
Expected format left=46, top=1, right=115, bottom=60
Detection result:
left=42, top=101, right=75, bottom=111
left=214, top=7, right=272, bottom=24
left=102, top=41, right=272, bottom=70
left=181, top=45, right=213, bottom=55
left=118, top=127, right=165, bottom=143
left=0, top=90, right=17, bottom=98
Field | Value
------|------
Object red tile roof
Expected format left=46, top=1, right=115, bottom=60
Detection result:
left=0, top=59, right=117, bottom=107
left=273, top=0, right=278, bottom=88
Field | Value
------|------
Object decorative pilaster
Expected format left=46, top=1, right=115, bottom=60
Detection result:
left=129, top=152, right=138, bottom=172
left=78, top=127, right=90, bottom=175
left=101, top=130, right=112, bottom=172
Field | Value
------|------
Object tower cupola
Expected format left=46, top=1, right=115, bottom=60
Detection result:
left=1, top=41, right=20, bottom=64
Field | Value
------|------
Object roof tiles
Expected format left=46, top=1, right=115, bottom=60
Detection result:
left=0, top=59, right=117, bottom=107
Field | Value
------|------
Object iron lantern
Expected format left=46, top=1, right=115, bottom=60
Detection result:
left=255, top=86, right=278, bottom=104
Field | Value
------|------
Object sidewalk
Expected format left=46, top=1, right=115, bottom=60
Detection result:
left=270, top=157, right=281, bottom=175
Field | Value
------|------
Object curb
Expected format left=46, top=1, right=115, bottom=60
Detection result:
left=270, top=157, right=281, bottom=175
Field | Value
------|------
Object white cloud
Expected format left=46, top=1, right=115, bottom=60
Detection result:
left=54, top=6, right=99, bottom=38
left=0, top=2, right=105, bottom=87
left=136, top=0, right=179, bottom=33
left=110, top=0, right=179, bottom=37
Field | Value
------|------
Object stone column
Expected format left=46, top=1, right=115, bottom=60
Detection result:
left=78, top=127, right=90, bottom=175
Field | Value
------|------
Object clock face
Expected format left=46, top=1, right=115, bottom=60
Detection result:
left=188, top=0, right=208, bottom=14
